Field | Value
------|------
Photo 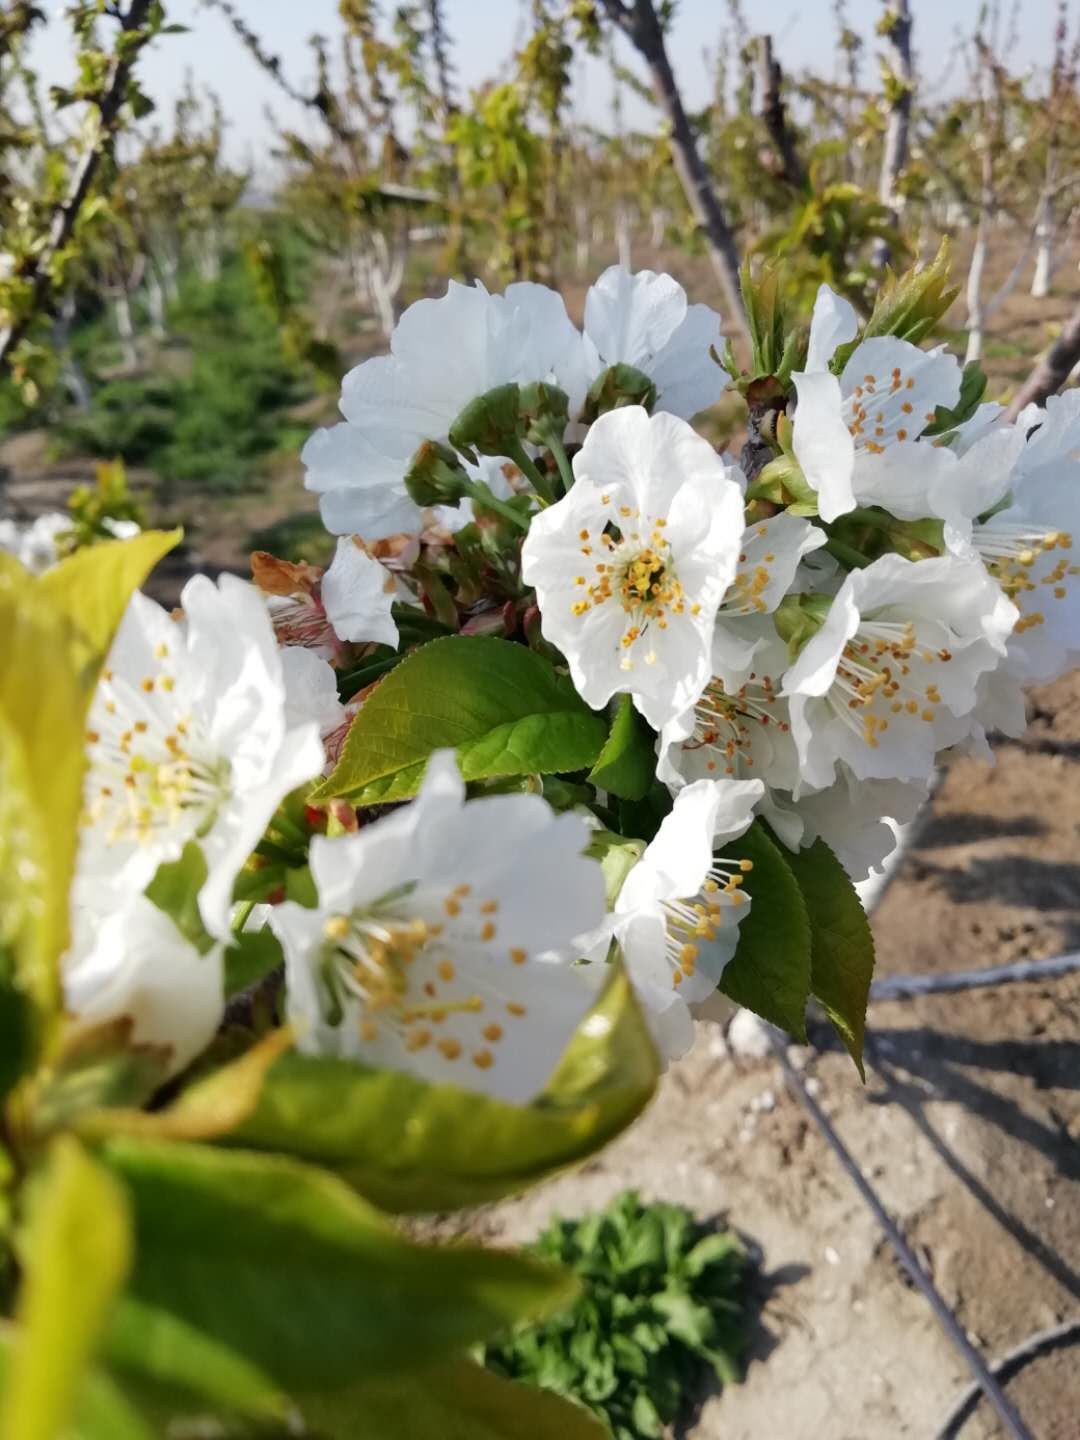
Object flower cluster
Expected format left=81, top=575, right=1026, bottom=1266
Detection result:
left=62, top=263, right=1080, bottom=1105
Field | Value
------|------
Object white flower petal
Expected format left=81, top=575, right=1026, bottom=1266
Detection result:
left=64, top=896, right=223, bottom=1077
left=805, top=284, right=859, bottom=372
left=321, top=537, right=399, bottom=648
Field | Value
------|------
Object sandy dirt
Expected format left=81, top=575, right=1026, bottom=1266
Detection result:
left=469, top=672, right=1080, bottom=1439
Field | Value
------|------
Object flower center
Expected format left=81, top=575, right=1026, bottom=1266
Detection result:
left=570, top=504, right=700, bottom=670
left=829, top=618, right=952, bottom=749
left=685, top=675, right=788, bottom=777
left=843, top=367, right=935, bottom=455
left=84, top=665, right=229, bottom=846
left=974, top=524, right=1077, bottom=635
left=319, top=881, right=526, bottom=1071
left=661, top=860, right=752, bottom=989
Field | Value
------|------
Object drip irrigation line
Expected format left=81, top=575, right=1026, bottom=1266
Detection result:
left=767, top=1031, right=1036, bottom=1440
left=869, top=952, right=1080, bottom=1002
left=935, top=1318, right=1080, bottom=1438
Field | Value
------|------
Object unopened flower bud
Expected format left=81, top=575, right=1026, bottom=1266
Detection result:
left=518, top=380, right=570, bottom=445
left=404, top=441, right=470, bottom=507
left=581, top=364, right=657, bottom=424
left=448, top=384, right=523, bottom=460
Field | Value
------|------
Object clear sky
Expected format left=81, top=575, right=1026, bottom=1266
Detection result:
left=26, top=0, right=1069, bottom=168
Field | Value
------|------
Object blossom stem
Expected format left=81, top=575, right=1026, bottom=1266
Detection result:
left=528, top=419, right=575, bottom=496
left=231, top=899, right=257, bottom=935
left=504, top=439, right=556, bottom=505
left=824, top=536, right=870, bottom=570
left=463, top=478, right=531, bottom=531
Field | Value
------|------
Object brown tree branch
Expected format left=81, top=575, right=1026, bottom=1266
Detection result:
left=756, top=35, right=806, bottom=190
left=598, top=0, right=749, bottom=340
left=1004, top=303, right=1080, bottom=419
left=0, top=0, right=154, bottom=369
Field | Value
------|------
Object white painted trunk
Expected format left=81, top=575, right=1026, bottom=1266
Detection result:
left=113, top=293, right=138, bottom=371
left=146, top=272, right=167, bottom=340
left=965, top=218, right=988, bottom=365
left=1031, top=222, right=1054, bottom=298
left=615, top=205, right=632, bottom=270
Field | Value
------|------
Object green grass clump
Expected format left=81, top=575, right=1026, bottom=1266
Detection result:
left=56, top=255, right=311, bottom=496
left=483, top=1191, right=748, bottom=1440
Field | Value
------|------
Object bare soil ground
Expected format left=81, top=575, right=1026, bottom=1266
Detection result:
left=468, top=671, right=1080, bottom=1439
left=3, top=232, right=1078, bottom=1436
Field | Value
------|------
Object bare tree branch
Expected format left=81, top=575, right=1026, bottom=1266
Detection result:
left=1004, top=303, right=1080, bottom=419
left=756, top=35, right=806, bottom=190
left=599, top=0, right=748, bottom=340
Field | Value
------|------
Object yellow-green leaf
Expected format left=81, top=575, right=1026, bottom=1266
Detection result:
left=37, top=529, right=181, bottom=679
left=0, top=1138, right=132, bottom=1440
left=98, top=1139, right=578, bottom=1390
left=301, top=1357, right=608, bottom=1440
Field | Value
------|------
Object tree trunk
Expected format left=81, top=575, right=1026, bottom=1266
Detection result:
left=113, top=290, right=139, bottom=372
left=615, top=203, right=633, bottom=270
left=599, top=0, right=747, bottom=339
left=53, top=293, right=91, bottom=410
left=1031, top=198, right=1055, bottom=298
left=146, top=268, right=167, bottom=340
left=872, top=0, right=913, bottom=268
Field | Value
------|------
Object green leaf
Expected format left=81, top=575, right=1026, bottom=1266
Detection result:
left=717, top=823, right=811, bottom=1040
left=314, top=637, right=607, bottom=805
left=301, top=1357, right=608, bottom=1439
left=0, top=1337, right=153, bottom=1440
left=0, top=535, right=179, bottom=1016
left=0, top=564, right=94, bottom=1013
left=782, top=839, right=874, bottom=1076
left=0, top=1138, right=131, bottom=1440
left=103, top=1298, right=289, bottom=1425
left=98, top=1139, right=579, bottom=1390
left=923, top=360, right=988, bottom=438
left=143, top=844, right=213, bottom=955
left=588, top=697, right=657, bottom=801
left=223, top=967, right=657, bottom=1212
left=0, top=980, right=34, bottom=1102
left=224, top=926, right=283, bottom=997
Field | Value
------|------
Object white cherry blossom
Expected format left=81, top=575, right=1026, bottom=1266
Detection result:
left=63, top=895, right=224, bottom=1077
left=782, top=554, right=1016, bottom=790
left=582, top=266, right=727, bottom=419
left=77, top=576, right=325, bottom=938
left=792, top=284, right=961, bottom=522
left=303, top=280, right=587, bottom=540
left=604, top=778, right=763, bottom=1058
left=658, top=624, right=801, bottom=803
left=271, top=751, right=606, bottom=1103
left=712, top=511, right=826, bottom=685
left=521, top=406, right=746, bottom=729
left=934, top=412, right=1080, bottom=687
left=768, top=767, right=930, bottom=882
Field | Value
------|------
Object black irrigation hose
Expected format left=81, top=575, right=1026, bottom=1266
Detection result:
left=767, top=1032, right=1037, bottom=1440
left=869, top=952, right=1080, bottom=1002
left=935, top=1318, right=1080, bottom=1439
